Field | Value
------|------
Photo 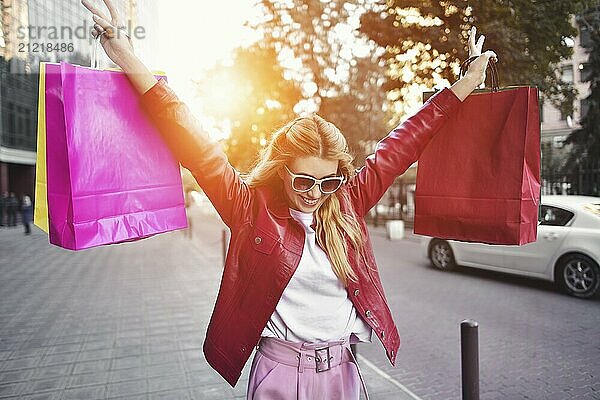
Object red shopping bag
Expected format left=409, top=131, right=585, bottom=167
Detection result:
left=414, top=59, right=540, bottom=245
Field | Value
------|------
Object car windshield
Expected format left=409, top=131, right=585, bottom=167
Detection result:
left=583, top=203, right=600, bottom=218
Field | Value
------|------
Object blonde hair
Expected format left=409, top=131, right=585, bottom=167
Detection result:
left=242, top=114, right=365, bottom=286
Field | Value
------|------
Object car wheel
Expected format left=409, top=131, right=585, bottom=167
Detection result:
left=556, top=254, right=600, bottom=299
left=429, top=240, right=456, bottom=271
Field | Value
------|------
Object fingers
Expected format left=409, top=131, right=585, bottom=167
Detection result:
left=476, top=35, right=485, bottom=53
left=468, top=26, right=485, bottom=57
left=81, top=0, right=111, bottom=22
left=469, top=26, right=493, bottom=61
left=483, top=50, right=498, bottom=63
left=91, top=23, right=105, bottom=39
left=92, top=14, right=116, bottom=37
left=103, top=0, right=121, bottom=25
left=469, top=26, right=476, bottom=50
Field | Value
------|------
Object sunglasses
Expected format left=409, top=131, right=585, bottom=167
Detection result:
left=284, top=165, right=345, bottom=194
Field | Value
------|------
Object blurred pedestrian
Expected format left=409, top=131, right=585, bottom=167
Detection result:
left=0, top=192, right=7, bottom=226
left=21, top=195, right=33, bottom=235
left=7, top=193, right=19, bottom=227
left=83, top=1, right=497, bottom=397
left=183, top=189, right=194, bottom=239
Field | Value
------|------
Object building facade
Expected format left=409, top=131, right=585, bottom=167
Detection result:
left=540, top=11, right=598, bottom=195
left=0, top=0, right=158, bottom=201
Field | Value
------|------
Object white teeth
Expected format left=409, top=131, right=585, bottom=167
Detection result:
left=301, top=196, right=318, bottom=205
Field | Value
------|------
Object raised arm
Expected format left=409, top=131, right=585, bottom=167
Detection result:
left=346, top=88, right=463, bottom=216
left=82, top=0, right=157, bottom=94
left=82, top=0, right=251, bottom=228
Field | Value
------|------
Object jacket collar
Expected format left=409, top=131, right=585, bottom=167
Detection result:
left=264, top=184, right=324, bottom=231
left=264, top=183, right=292, bottom=219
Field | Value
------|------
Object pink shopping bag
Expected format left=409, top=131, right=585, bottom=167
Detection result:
left=40, top=61, right=186, bottom=250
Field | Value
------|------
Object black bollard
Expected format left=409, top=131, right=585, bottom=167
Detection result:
left=461, top=319, right=479, bottom=400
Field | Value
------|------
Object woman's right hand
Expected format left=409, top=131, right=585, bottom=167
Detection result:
left=81, top=0, right=157, bottom=94
left=81, top=0, right=134, bottom=68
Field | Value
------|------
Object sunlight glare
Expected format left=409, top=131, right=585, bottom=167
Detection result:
left=155, top=0, right=257, bottom=140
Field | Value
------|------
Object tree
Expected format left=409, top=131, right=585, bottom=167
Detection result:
left=563, top=5, right=600, bottom=195
left=198, top=44, right=302, bottom=172
left=248, top=0, right=390, bottom=164
left=360, top=0, right=582, bottom=117
left=198, top=1, right=390, bottom=171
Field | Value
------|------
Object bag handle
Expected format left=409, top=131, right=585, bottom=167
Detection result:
left=459, top=56, right=499, bottom=92
left=90, top=33, right=102, bottom=69
left=90, top=29, right=133, bottom=69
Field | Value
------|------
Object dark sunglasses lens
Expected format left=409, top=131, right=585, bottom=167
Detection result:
left=321, top=178, right=342, bottom=193
left=293, top=176, right=315, bottom=192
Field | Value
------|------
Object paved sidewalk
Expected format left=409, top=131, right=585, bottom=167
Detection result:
left=0, top=205, right=418, bottom=400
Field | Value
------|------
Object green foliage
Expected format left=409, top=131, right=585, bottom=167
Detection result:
left=259, top=0, right=392, bottom=163
left=200, top=0, right=390, bottom=171
left=360, top=0, right=581, bottom=116
left=256, top=0, right=392, bottom=164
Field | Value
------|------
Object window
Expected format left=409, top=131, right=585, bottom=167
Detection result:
left=561, top=65, right=574, bottom=83
left=553, top=135, right=567, bottom=148
left=6, top=103, right=16, bottom=143
left=559, top=66, right=574, bottom=121
left=580, top=24, right=592, bottom=48
left=581, top=98, right=590, bottom=119
left=539, top=205, right=574, bottom=226
left=579, top=63, right=592, bottom=82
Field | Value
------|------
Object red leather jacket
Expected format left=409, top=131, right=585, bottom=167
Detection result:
left=139, top=78, right=461, bottom=387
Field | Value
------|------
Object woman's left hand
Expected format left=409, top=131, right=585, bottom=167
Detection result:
left=450, top=26, right=498, bottom=100
left=464, top=26, right=498, bottom=89
left=469, top=26, right=485, bottom=58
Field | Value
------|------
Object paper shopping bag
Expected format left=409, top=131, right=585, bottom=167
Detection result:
left=34, top=61, right=186, bottom=250
left=414, top=83, right=541, bottom=245
left=34, top=63, right=49, bottom=233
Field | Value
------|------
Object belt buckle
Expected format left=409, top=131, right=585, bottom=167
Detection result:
left=315, top=346, right=331, bottom=373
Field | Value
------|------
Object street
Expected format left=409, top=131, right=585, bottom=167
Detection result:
left=362, top=229, right=600, bottom=399
left=0, top=203, right=599, bottom=400
left=0, top=205, right=408, bottom=400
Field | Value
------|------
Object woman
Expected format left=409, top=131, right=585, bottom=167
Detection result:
left=21, top=195, right=33, bottom=235
left=82, top=1, right=496, bottom=398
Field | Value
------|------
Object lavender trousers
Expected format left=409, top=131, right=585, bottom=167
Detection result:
left=246, top=336, right=369, bottom=400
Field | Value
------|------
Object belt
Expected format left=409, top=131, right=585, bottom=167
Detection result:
left=257, top=336, right=370, bottom=400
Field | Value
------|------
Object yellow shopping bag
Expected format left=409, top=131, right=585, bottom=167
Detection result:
left=34, top=63, right=48, bottom=233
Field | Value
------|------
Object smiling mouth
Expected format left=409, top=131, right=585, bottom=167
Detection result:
left=300, top=196, right=319, bottom=205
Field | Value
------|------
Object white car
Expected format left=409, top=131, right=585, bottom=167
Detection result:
left=420, top=196, right=600, bottom=299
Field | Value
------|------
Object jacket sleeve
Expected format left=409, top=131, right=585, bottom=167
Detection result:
left=139, top=77, right=251, bottom=228
left=347, top=88, right=462, bottom=216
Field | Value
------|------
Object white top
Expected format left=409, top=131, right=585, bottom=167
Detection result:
left=261, top=207, right=373, bottom=343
